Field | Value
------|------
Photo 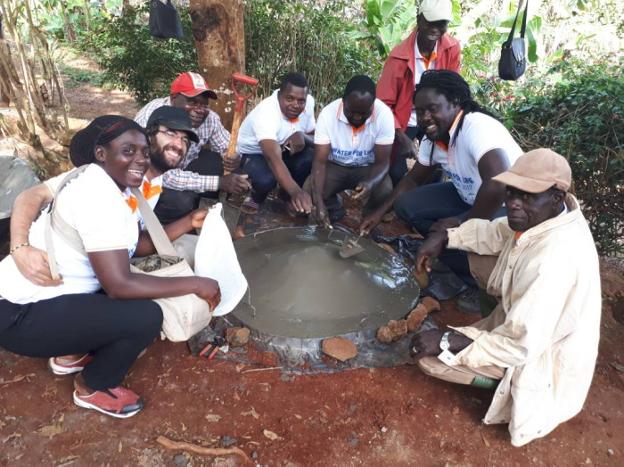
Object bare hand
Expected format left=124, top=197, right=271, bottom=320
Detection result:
left=220, top=173, right=251, bottom=195
left=195, top=277, right=221, bottom=311
left=12, top=245, right=62, bottom=286
left=396, top=129, right=417, bottom=159
left=189, top=208, right=208, bottom=229
left=312, top=201, right=331, bottom=229
left=429, top=217, right=461, bottom=235
left=359, top=208, right=384, bottom=236
left=411, top=329, right=445, bottom=357
left=222, top=152, right=241, bottom=173
left=288, top=188, right=313, bottom=214
left=352, top=181, right=373, bottom=205
left=415, top=232, right=448, bottom=275
left=284, top=132, right=306, bottom=155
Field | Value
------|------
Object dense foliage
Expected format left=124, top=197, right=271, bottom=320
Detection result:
left=245, top=0, right=380, bottom=108
left=81, top=3, right=198, bottom=104
left=503, top=60, right=624, bottom=255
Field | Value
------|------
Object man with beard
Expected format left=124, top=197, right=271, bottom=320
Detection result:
left=135, top=72, right=250, bottom=224
left=377, top=0, right=461, bottom=186
left=410, top=149, right=601, bottom=447
left=8, top=107, right=203, bottom=287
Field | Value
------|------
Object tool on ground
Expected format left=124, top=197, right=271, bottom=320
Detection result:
left=199, top=335, right=229, bottom=360
left=339, top=232, right=365, bottom=259
left=221, top=72, right=259, bottom=233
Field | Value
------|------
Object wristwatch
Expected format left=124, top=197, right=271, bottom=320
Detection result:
left=439, top=331, right=452, bottom=351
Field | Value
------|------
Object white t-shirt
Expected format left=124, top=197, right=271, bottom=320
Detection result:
left=314, top=98, right=395, bottom=167
left=417, top=112, right=523, bottom=205
left=0, top=164, right=140, bottom=304
left=45, top=170, right=162, bottom=229
left=236, top=89, right=316, bottom=154
left=408, top=37, right=439, bottom=127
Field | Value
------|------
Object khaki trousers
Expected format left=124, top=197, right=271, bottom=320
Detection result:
left=418, top=356, right=505, bottom=386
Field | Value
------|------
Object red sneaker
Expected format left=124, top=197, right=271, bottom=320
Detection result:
left=73, top=386, right=144, bottom=418
left=49, top=354, right=93, bottom=375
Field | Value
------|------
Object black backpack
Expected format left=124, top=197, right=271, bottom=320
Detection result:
left=149, top=0, right=184, bottom=39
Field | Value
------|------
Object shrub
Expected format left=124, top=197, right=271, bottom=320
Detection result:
left=502, top=58, right=624, bottom=255
left=245, top=0, right=381, bottom=107
left=81, top=4, right=198, bottom=104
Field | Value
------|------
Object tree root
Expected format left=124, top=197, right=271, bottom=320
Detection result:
left=156, top=435, right=252, bottom=464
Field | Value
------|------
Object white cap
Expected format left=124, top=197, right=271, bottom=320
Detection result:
left=420, top=0, right=453, bottom=22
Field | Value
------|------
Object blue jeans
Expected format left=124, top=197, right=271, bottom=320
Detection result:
left=394, top=182, right=506, bottom=286
left=241, top=144, right=314, bottom=204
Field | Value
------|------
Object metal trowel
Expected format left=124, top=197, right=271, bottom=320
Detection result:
left=339, top=233, right=365, bottom=259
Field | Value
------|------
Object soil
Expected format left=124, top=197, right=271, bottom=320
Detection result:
left=1, top=56, right=624, bottom=466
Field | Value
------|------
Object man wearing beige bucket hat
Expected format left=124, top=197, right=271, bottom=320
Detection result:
left=411, top=148, right=601, bottom=446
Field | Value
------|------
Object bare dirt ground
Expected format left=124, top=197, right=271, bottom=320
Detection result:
left=1, top=56, right=624, bottom=466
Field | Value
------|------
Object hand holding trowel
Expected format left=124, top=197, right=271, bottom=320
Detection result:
left=220, top=72, right=259, bottom=232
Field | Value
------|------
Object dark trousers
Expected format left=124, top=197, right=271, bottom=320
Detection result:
left=389, top=126, right=424, bottom=186
left=394, top=182, right=506, bottom=286
left=241, top=144, right=314, bottom=204
left=154, top=149, right=224, bottom=225
left=303, top=162, right=392, bottom=217
left=0, top=293, right=162, bottom=390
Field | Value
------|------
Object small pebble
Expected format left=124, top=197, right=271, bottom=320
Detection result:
left=173, top=454, right=188, bottom=467
left=607, top=449, right=614, bottom=456
left=251, top=451, right=259, bottom=459
left=220, top=435, right=237, bottom=448
left=381, top=426, right=388, bottom=433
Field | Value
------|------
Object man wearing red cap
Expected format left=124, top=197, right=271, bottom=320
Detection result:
left=135, top=72, right=250, bottom=223
left=377, top=0, right=461, bottom=186
left=410, top=149, right=601, bottom=447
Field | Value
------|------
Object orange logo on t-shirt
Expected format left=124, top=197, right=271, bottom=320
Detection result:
left=142, top=180, right=162, bottom=200
left=126, top=196, right=138, bottom=213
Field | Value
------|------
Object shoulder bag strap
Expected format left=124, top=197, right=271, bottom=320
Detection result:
left=519, top=0, right=529, bottom=39
left=130, top=187, right=178, bottom=257
left=505, top=0, right=526, bottom=43
left=44, top=166, right=90, bottom=279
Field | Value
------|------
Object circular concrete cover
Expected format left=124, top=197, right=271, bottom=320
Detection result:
left=232, top=226, right=420, bottom=339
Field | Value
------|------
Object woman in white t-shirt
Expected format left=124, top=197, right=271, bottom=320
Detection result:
left=360, top=70, right=522, bottom=287
left=0, top=117, right=221, bottom=419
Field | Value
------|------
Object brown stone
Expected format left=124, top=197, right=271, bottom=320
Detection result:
left=387, top=319, right=408, bottom=341
left=406, top=304, right=429, bottom=332
left=321, top=337, right=357, bottom=362
left=376, top=326, right=394, bottom=343
left=225, top=327, right=250, bottom=347
left=420, top=296, right=440, bottom=313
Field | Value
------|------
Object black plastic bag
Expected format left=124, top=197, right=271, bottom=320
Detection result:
left=498, top=0, right=528, bottom=81
left=149, top=0, right=184, bottom=39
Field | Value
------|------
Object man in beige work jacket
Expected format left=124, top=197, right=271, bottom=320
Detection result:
left=411, top=148, right=601, bottom=446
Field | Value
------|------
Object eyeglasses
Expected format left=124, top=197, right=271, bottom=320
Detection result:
left=157, top=129, right=190, bottom=147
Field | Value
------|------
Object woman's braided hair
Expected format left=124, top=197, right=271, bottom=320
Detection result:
left=414, top=70, right=497, bottom=147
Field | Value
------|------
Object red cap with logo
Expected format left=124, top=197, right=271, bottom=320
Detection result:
left=170, top=72, right=218, bottom=99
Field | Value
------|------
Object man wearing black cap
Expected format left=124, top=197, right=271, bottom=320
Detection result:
left=135, top=72, right=250, bottom=214
left=9, top=107, right=216, bottom=286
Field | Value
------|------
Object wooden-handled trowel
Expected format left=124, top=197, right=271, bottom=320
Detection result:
left=220, top=72, right=259, bottom=233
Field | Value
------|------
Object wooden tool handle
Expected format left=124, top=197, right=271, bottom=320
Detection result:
left=224, top=100, right=245, bottom=176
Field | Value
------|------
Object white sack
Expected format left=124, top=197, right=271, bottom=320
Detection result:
left=194, top=203, right=247, bottom=316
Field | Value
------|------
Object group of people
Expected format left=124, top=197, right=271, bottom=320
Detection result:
left=0, top=0, right=601, bottom=448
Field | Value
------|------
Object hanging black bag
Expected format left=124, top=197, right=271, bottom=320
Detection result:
left=149, top=0, right=184, bottom=39
left=498, top=0, right=528, bottom=81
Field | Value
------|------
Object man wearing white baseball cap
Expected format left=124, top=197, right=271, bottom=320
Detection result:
left=410, top=149, right=601, bottom=446
left=377, top=0, right=460, bottom=186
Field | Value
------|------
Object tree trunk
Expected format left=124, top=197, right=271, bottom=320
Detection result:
left=189, top=0, right=245, bottom=130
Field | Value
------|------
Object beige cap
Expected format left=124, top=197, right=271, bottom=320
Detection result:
left=420, top=0, right=453, bottom=22
left=492, top=148, right=572, bottom=193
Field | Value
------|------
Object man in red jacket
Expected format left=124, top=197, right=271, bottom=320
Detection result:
left=377, top=0, right=461, bottom=185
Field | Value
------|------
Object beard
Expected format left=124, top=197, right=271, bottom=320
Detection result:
left=150, top=143, right=183, bottom=174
